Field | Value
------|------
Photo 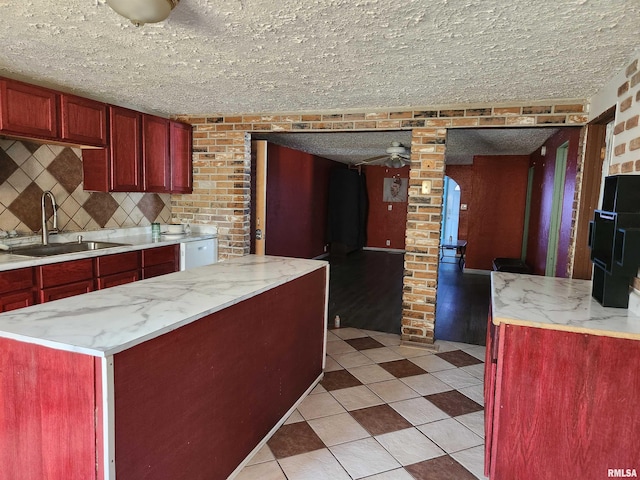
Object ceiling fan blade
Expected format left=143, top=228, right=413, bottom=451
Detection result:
left=355, top=155, right=387, bottom=166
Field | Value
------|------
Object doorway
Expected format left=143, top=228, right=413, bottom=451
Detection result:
left=441, top=176, right=461, bottom=247
left=545, top=142, right=568, bottom=276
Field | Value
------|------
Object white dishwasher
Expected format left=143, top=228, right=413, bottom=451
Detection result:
left=179, top=238, right=218, bottom=271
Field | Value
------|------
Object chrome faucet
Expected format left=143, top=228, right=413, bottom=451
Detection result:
left=41, top=191, right=59, bottom=245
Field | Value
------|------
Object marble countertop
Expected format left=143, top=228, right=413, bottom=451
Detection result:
left=0, top=226, right=216, bottom=272
left=0, top=255, right=327, bottom=357
left=492, top=272, right=640, bottom=340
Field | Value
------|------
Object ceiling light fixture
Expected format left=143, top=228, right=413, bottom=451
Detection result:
left=107, top=0, right=180, bottom=27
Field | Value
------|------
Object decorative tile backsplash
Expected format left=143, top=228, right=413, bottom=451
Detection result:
left=0, top=138, right=171, bottom=235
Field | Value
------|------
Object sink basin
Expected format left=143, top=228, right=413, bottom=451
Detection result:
left=7, top=241, right=131, bottom=257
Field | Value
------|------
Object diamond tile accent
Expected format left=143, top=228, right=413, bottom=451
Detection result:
left=405, top=455, right=477, bottom=480
left=321, top=370, right=363, bottom=391
left=424, top=390, right=483, bottom=417
left=379, top=359, right=428, bottom=378
left=83, top=193, right=120, bottom=228
left=266, top=422, right=326, bottom=459
left=0, top=149, right=18, bottom=185
left=137, top=193, right=166, bottom=222
left=48, top=148, right=83, bottom=194
left=8, top=182, right=45, bottom=232
left=345, top=337, right=385, bottom=350
left=350, top=405, right=412, bottom=436
left=435, top=350, right=484, bottom=368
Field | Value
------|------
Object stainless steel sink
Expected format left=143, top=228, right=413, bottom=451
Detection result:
left=6, top=241, right=131, bottom=257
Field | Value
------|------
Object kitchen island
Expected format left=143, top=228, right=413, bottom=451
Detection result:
left=0, top=255, right=328, bottom=480
left=486, top=272, right=640, bottom=480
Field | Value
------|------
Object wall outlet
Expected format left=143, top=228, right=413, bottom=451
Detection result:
left=460, top=203, right=468, bottom=210
left=421, top=180, right=432, bottom=194
left=386, top=240, right=391, bottom=246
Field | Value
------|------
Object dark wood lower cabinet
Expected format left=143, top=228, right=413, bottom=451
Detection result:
left=0, top=290, right=35, bottom=312
left=485, top=317, right=640, bottom=479
left=3, top=245, right=177, bottom=308
left=0, top=268, right=36, bottom=312
left=36, top=258, right=94, bottom=303
left=142, top=244, right=179, bottom=279
left=40, top=280, right=94, bottom=303
left=98, top=271, right=140, bottom=289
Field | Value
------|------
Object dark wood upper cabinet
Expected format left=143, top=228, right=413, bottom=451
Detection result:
left=143, top=115, right=171, bottom=192
left=170, top=121, right=193, bottom=194
left=60, top=94, right=108, bottom=147
left=110, top=106, right=142, bottom=192
left=0, top=78, right=59, bottom=140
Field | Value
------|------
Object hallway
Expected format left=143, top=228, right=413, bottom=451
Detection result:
left=328, top=250, right=491, bottom=345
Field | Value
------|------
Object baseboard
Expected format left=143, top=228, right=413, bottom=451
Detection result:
left=463, top=268, right=492, bottom=275
left=363, top=247, right=406, bottom=253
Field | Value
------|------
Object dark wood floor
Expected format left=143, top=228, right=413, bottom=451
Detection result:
left=328, top=250, right=491, bottom=345
left=434, top=260, right=491, bottom=346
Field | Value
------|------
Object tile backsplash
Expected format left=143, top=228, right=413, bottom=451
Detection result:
left=0, top=138, right=171, bottom=235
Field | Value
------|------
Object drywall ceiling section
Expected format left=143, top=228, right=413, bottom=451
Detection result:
left=255, top=127, right=561, bottom=165
left=444, top=128, right=560, bottom=165
left=254, top=131, right=413, bottom=164
left=0, top=1, right=638, bottom=116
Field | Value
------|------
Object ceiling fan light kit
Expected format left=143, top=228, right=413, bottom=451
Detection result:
left=357, top=141, right=411, bottom=168
left=107, top=0, right=180, bottom=26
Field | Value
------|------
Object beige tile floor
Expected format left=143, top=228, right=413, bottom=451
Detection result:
left=236, top=328, right=489, bottom=480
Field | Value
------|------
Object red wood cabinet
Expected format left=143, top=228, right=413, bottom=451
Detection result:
left=0, top=78, right=58, bottom=140
left=95, top=251, right=140, bottom=289
left=110, top=106, right=142, bottom=192
left=60, top=94, right=108, bottom=147
left=36, top=258, right=94, bottom=303
left=83, top=115, right=192, bottom=194
left=485, top=318, right=640, bottom=479
left=142, top=115, right=171, bottom=192
left=142, top=244, right=179, bottom=279
left=170, top=121, right=193, bottom=193
left=0, top=267, right=35, bottom=312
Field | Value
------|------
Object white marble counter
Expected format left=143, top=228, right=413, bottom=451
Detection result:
left=0, top=255, right=327, bottom=357
left=0, top=225, right=216, bottom=272
left=492, top=272, right=640, bottom=340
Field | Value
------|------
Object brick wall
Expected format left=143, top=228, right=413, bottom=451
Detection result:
left=607, top=53, right=640, bottom=313
left=174, top=101, right=587, bottom=344
left=610, top=54, right=640, bottom=175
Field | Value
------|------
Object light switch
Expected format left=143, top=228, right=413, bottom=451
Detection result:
left=460, top=204, right=468, bottom=211
left=421, top=180, right=432, bottom=194
left=388, top=204, right=392, bottom=211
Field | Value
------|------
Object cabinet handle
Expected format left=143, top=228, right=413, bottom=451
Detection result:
left=599, top=212, right=616, bottom=221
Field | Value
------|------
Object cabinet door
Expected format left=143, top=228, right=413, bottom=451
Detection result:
left=37, top=258, right=93, bottom=288
left=110, top=106, right=142, bottom=192
left=60, top=94, right=108, bottom=147
left=95, top=251, right=140, bottom=277
left=0, top=78, right=58, bottom=139
left=98, top=270, right=140, bottom=289
left=0, top=267, right=34, bottom=294
left=142, top=263, right=176, bottom=279
left=82, top=147, right=110, bottom=192
left=143, top=115, right=171, bottom=192
left=142, top=244, right=179, bottom=279
left=169, top=121, right=193, bottom=193
left=40, top=280, right=94, bottom=303
left=0, top=290, right=35, bottom=312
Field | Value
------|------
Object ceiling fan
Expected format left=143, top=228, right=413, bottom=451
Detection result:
left=356, top=141, right=411, bottom=168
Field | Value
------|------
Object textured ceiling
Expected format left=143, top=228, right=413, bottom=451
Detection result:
left=256, top=128, right=561, bottom=165
left=0, top=0, right=638, bottom=117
